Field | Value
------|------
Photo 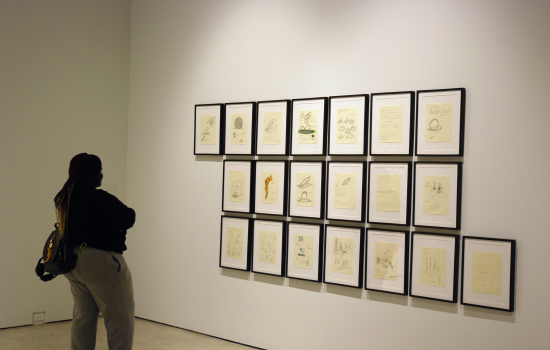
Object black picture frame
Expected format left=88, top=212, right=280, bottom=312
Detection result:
left=286, top=222, right=324, bottom=282
left=222, top=160, right=256, bottom=214
left=328, top=94, right=369, bottom=156
left=219, top=216, right=253, bottom=271
left=224, top=101, right=257, bottom=155
left=326, top=161, right=367, bottom=223
left=251, top=218, right=288, bottom=277
left=290, top=97, right=329, bottom=156
left=461, top=236, right=516, bottom=312
left=369, top=91, right=415, bottom=156
left=415, top=88, right=466, bottom=156
left=288, top=160, right=326, bottom=220
left=194, top=103, right=225, bottom=155
left=322, top=225, right=365, bottom=289
left=409, top=232, right=460, bottom=303
left=253, top=160, right=289, bottom=217
left=256, top=99, right=291, bottom=156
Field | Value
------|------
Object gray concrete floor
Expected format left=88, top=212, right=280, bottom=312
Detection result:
left=0, top=317, right=257, bottom=350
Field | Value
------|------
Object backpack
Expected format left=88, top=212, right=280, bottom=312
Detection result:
left=35, top=224, right=87, bottom=282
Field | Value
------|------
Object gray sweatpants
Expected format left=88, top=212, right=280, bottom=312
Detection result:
left=65, top=247, right=134, bottom=350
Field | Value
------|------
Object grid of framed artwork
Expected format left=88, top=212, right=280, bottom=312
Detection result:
left=206, top=88, right=517, bottom=312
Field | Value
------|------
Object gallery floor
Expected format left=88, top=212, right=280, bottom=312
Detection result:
left=0, top=317, right=257, bottom=350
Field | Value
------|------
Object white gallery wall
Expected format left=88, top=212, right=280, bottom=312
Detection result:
left=0, top=1, right=130, bottom=328
left=126, top=1, right=550, bottom=349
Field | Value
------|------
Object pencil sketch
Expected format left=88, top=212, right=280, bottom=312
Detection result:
left=425, top=102, right=452, bottom=143
left=263, top=111, right=282, bottom=145
left=334, top=173, right=356, bottom=210
left=259, top=230, right=277, bottom=264
left=231, top=113, right=248, bottom=145
left=228, top=171, right=246, bottom=202
left=293, top=234, right=314, bottom=269
left=376, top=174, right=401, bottom=212
left=374, top=241, right=398, bottom=281
left=336, top=107, right=358, bottom=144
left=419, top=246, right=447, bottom=288
left=200, top=114, right=216, bottom=145
left=472, top=251, right=503, bottom=295
left=297, top=110, right=318, bottom=144
left=379, top=105, right=403, bottom=143
left=331, top=237, right=354, bottom=275
left=296, top=172, right=315, bottom=207
left=261, top=171, right=279, bottom=204
left=226, top=227, right=244, bottom=260
left=422, top=175, right=450, bottom=215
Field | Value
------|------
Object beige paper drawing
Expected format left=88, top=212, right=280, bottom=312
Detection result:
left=374, top=241, right=398, bottom=281
left=422, top=175, right=450, bottom=215
left=379, top=105, right=403, bottom=143
left=472, top=251, right=502, bottom=295
left=226, top=227, right=244, bottom=260
left=228, top=171, right=246, bottom=202
left=334, top=173, right=356, bottom=210
left=259, top=230, right=277, bottom=264
left=263, top=112, right=282, bottom=145
left=332, top=237, right=354, bottom=275
left=425, top=102, right=452, bottom=143
left=231, top=113, right=248, bottom=145
left=297, top=110, right=318, bottom=144
left=376, top=174, right=401, bottom=212
left=200, top=114, right=216, bottom=145
left=296, top=172, right=315, bottom=207
left=419, top=246, right=447, bottom=288
left=293, top=234, right=314, bottom=269
left=261, top=171, right=279, bottom=204
left=336, top=108, right=359, bottom=144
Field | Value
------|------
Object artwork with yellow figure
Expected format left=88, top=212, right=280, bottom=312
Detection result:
left=419, top=246, right=447, bottom=288
left=332, top=237, right=354, bottom=275
left=293, top=234, right=314, bottom=269
left=226, top=227, right=244, bottom=260
left=261, top=171, right=279, bottom=204
left=263, top=112, right=282, bottom=145
left=200, top=114, right=216, bottom=145
left=259, top=230, right=277, bottom=264
left=296, top=172, right=315, bottom=207
left=422, top=175, right=450, bottom=215
left=472, top=251, right=502, bottom=295
left=376, top=174, right=401, bottom=212
left=228, top=171, right=246, bottom=202
left=335, top=108, right=358, bottom=144
left=297, top=110, right=318, bottom=144
left=334, top=173, right=356, bottom=210
left=425, top=102, right=452, bottom=143
left=231, top=113, right=248, bottom=145
left=379, top=105, right=403, bottom=143
left=374, top=241, right=398, bottom=281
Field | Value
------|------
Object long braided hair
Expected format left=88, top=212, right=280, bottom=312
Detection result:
left=54, top=153, right=102, bottom=238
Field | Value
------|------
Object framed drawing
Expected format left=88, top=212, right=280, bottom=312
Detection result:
left=222, top=160, right=255, bottom=213
left=224, top=102, right=257, bottom=155
left=323, top=225, right=364, bottom=288
left=367, top=162, right=412, bottom=226
left=461, top=236, right=516, bottom=312
left=415, top=88, right=466, bottom=156
left=409, top=232, right=460, bottom=303
left=290, top=97, right=328, bottom=156
left=328, top=94, right=368, bottom=155
left=194, top=103, right=225, bottom=155
left=288, top=161, right=326, bottom=219
left=254, top=161, right=288, bottom=216
left=370, top=91, right=414, bottom=155
left=286, top=223, right=324, bottom=282
left=251, top=219, right=287, bottom=277
left=365, top=229, right=409, bottom=295
left=413, top=162, right=462, bottom=229
left=256, top=100, right=291, bottom=155
left=219, top=216, right=252, bottom=271
left=326, top=161, right=367, bottom=222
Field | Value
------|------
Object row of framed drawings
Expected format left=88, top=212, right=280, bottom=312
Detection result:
left=220, top=217, right=516, bottom=312
left=223, top=160, right=462, bottom=229
left=195, top=88, right=465, bottom=157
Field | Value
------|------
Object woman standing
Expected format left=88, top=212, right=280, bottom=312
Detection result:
left=55, top=153, right=136, bottom=350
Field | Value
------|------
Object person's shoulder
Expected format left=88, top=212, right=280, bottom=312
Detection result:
left=88, top=189, right=120, bottom=201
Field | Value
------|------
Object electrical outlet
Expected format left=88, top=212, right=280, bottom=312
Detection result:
left=32, top=312, right=46, bottom=325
